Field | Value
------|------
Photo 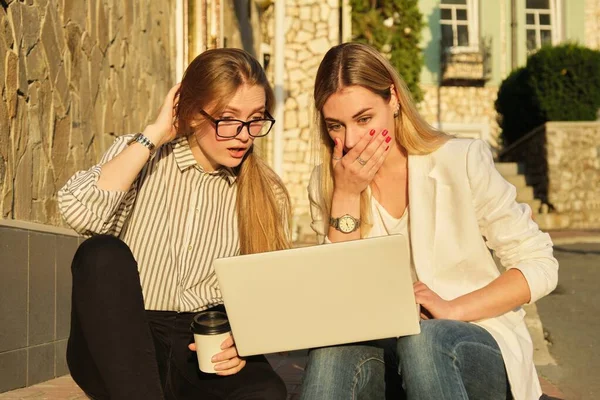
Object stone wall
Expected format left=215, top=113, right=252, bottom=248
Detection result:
left=585, top=0, right=600, bottom=49
left=0, top=0, right=176, bottom=227
left=419, top=84, right=501, bottom=148
left=501, top=122, right=600, bottom=229
left=263, top=0, right=342, bottom=239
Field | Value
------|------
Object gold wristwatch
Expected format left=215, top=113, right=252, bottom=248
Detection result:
left=329, top=214, right=361, bottom=234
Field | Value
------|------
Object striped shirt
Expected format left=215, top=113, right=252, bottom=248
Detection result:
left=58, top=134, right=240, bottom=312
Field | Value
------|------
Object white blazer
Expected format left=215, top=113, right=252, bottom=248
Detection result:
left=308, top=138, right=559, bottom=400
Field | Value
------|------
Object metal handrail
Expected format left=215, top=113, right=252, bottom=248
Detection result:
left=498, top=124, right=547, bottom=159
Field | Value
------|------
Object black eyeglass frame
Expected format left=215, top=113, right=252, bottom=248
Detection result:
left=199, top=109, right=276, bottom=138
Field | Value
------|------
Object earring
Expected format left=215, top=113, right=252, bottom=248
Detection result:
left=393, top=105, right=400, bottom=118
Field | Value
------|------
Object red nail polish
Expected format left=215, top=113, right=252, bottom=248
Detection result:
left=385, top=136, right=392, bottom=143
left=369, top=129, right=375, bottom=136
left=382, top=130, right=388, bottom=136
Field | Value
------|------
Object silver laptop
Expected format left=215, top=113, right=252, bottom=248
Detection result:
left=213, top=234, right=420, bottom=357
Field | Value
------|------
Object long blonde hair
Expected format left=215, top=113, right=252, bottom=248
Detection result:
left=176, top=48, right=291, bottom=254
left=313, top=42, right=449, bottom=236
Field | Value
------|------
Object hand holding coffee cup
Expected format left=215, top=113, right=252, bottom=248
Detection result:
left=190, top=310, right=246, bottom=375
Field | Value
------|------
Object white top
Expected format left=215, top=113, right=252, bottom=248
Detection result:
left=372, top=200, right=417, bottom=283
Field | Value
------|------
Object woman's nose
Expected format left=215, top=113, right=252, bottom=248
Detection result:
left=236, top=125, right=251, bottom=142
left=344, top=127, right=362, bottom=149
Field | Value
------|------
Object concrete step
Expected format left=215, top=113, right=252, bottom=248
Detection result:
left=526, top=198, right=542, bottom=213
left=505, top=174, right=528, bottom=189
left=495, top=162, right=521, bottom=176
left=495, top=163, right=538, bottom=204
left=534, top=212, right=571, bottom=231
left=516, top=186, right=535, bottom=202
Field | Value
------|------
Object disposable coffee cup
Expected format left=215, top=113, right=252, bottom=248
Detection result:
left=190, top=310, right=232, bottom=373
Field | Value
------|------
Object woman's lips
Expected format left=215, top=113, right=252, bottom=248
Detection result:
left=227, top=147, right=248, bottom=158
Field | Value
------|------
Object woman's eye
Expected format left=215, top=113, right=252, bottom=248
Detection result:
left=220, top=116, right=235, bottom=120
left=357, top=116, right=371, bottom=124
left=327, top=124, right=341, bottom=131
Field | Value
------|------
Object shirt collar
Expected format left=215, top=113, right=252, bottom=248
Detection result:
left=171, top=136, right=238, bottom=185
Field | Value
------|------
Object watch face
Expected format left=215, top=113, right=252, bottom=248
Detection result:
left=339, top=216, right=356, bottom=233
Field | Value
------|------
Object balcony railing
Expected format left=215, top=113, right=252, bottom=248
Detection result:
left=440, top=38, right=492, bottom=86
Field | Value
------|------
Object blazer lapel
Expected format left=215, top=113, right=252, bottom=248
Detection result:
left=408, top=153, right=441, bottom=284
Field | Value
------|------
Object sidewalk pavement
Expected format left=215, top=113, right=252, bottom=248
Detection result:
left=0, top=352, right=564, bottom=400
left=3, top=229, right=597, bottom=399
left=0, top=352, right=307, bottom=400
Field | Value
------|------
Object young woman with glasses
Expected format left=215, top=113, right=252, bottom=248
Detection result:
left=58, top=48, right=290, bottom=400
left=299, top=43, right=558, bottom=400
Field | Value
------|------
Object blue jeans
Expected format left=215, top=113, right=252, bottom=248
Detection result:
left=299, top=339, right=402, bottom=400
left=300, top=320, right=510, bottom=400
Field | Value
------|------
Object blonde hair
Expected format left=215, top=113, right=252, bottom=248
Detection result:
left=313, top=42, right=449, bottom=236
left=176, top=48, right=291, bottom=254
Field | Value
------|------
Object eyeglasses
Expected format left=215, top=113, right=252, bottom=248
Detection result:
left=199, top=109, right=276, bottom=138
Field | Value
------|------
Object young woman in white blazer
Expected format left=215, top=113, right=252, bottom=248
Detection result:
left=299, top=42, right=558, bottom=400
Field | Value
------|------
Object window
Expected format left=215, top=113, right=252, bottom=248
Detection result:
left=440, top=0, right=479, bottom=51
left=525, top=0, right=562, bottom=53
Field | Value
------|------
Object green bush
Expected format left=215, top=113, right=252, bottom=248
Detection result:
left=495, top=67, right=545, bottom=146
left=350, top=0, right=425, bottom=103
left=528, top=44, right=600, bottom=121
left=496, top=44, right=600, bottom=146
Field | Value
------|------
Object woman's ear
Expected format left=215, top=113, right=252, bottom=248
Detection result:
left=390, top=84, right=400, bottom=116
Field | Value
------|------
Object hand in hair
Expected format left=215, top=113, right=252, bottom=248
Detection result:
left=188, top=335, right=246, bottom=376
left=142, top=83, right=181, bottom=148
left=331, top=129, right=391, bottom=196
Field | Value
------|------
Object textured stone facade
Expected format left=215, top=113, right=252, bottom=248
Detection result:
left=262, top=0, right=342, bottom=237
left=585, top=0, right=600, bottom=49
left=419, top=85, right=501, bottom=148
left=501, top=122, right=600, bottom=229
left=0, top=0, right=175, bottom=226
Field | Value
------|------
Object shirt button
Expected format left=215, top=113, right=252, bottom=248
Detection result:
left=195, top=208, right=199, bottom=213
left=188, top=245, right=192, bottom=251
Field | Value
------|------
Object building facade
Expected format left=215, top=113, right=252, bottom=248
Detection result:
left=417, top=0, right=599, bottom=149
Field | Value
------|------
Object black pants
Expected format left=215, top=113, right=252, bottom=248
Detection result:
left=67, top=235, right=287, bottom=400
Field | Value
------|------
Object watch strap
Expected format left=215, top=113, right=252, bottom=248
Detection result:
left=329, top=216, right=339, bottom=229
left=128, top=133, right=156, bottom=154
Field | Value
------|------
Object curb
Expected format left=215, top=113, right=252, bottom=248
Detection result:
left=550, top=235, right=600, bottom=245
left=547, top=230, right=600, bottom=246
left=524, top=303, right=556, bottom=367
